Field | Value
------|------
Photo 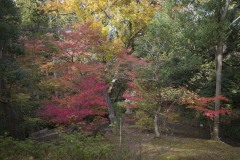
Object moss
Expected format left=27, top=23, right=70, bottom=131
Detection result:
left=141, top=137, right=240, bottom=160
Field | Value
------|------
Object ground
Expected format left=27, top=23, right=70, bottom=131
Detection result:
left=107, top=124, right=240, bottom=160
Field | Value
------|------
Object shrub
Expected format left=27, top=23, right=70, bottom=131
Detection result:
left=0, top=132, right=111, bottom=160
left=135, top=111, right=153, bottom=131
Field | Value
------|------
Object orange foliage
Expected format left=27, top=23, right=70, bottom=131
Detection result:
left=181, top=89, right=231, bottom=120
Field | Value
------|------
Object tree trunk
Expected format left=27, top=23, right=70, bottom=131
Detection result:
left=213, top=0, right=230, bottom=141
left=154, top=104, right=161, bottom=138
left=103, top=88, right=115, bottom=123
left=154, top=111, right=160, bottom=138
left=53, top=67, right=59, bottom=98
left=213, top=41, right=223, bottom=140
left=45, top=69, right=49, bottom=77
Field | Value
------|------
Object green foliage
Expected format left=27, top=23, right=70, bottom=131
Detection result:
left=0, top=132, right=111, bottom=160
left=135, top=2, right=203, bottom=88
left=105, top=145, right=138, bottom=160
left=0, top=0, right=20, bottom=45
left=135, top=110, right=153, bottom=131
left=12, top=93, right=31, bottom=106
left=113, top=102, right=126, bottom=118
left=0, top=58, right=43, bottom=137
left=158, top=54, right=202, bottom=87
left=16, top=0, right=48, bottom=32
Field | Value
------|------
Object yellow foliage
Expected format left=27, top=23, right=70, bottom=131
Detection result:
left=41, top=0, right=161, bottom=49
left=41, top=0, right=65, bottom=15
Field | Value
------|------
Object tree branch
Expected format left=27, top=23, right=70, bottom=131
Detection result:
left=221, top=0, right=230, bottom=22
left=126, top=26, right=146, bottom=49
left=223, top=61, right=240, bottom=67
left=229, top=15, right=240, bottom=27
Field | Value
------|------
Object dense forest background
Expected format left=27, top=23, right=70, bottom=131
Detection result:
left=1, top=0, right=240, bottom=159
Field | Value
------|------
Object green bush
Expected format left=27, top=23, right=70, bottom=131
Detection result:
left=135, top=111, right=153, bottom=131
left=0, top=132, right=111, bottom=160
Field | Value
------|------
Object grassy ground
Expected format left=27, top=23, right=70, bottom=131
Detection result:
left=144, top=137, right=240, bottom=160
left=112, top=125, right=240, bottom=160
left=1, top=124, right=238, bottom=160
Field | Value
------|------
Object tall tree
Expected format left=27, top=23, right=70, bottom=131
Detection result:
left=40, top=0, right=160, bottom=52
left=213, top=0, right=230, bottom=141
left=23, top=23, right=118, bottom=129
left=136, top=0, right=240, bottom=139
left=0, top=0, right=21, bottom=137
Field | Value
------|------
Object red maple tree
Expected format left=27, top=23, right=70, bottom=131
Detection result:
left=32, top=22, right=109, bottom=130
left=23, top=22, right=150, bottom=130
left=181, top=89, right=231, bottom=120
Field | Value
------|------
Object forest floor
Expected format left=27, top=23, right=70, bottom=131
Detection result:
left=107, top=124, right=240, bottom=160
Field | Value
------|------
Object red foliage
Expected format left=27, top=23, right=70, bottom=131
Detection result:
left=117, top=53, right=149, bottom=109
left=35, top=23, right=110, bottom=129
left=126, top=71, right=136, bottom=79
left=118, top=53, right=149, bottom=66
left=123, top=92, right=142, bottom=102
left=24, top=22, right=149, bottom=130
left=181, top=91, right=231, bottom=120
left=122, top=81, right=143, bottom=109
left=38, top=75, right=108, bottom=126
left=38, top=103, right=93, bottom=124
left=51, top=22, right=103, bottom=63
left=124, top=117, right=136, bottom=123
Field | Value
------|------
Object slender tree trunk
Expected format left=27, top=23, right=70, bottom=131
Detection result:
left=213, top=41, right=223, bottom=140
left=154, top=111, right=160, bottom=138
left=213, top=0, right=230, bottom=141
left=154, top=104, right=161, bottom=138
left=45, top=69, right=49, bottom=77
left=54, top=67, right=59, bottom=98
left=119, top=117, right=122, bottom=146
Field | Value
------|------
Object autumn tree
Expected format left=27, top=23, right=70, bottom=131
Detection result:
left=40, top=0, right=160, bottom=52
left=181, top=89, right=231, bottom=137
left=23, top=22, right=121, bottom=132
